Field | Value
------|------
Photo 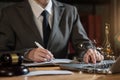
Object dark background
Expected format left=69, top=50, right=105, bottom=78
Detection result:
left=0, top=0, right=110, bottom=4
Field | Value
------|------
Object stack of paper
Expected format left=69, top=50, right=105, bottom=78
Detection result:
left=23, top=59, right=73, bottom=67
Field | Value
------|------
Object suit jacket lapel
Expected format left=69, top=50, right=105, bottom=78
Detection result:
left=16, top=1, right=42, bottom=43
left=48, top=0, right=65, bottom=49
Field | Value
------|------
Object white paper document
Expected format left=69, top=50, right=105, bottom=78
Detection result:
left=25, top=70, right=73, bottom=76
left=23, top=59, right=73, bottom=67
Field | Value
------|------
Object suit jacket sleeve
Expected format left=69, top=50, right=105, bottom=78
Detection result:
left=70, top=6, right=94, bottom=57
left=0, top=7, right=27, bottom=56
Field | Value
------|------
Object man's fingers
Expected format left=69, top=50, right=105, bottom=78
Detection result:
left=83, top=52, right=96, bottom=63
left=83, top=54, right=89, bottom=63
left=95, top=51, right=104, bottom=61
left=47, top=50, right=54, bottom=59
left=91, top=54, right=96, bottom=64
left=33, top=55, right=48, bottom=62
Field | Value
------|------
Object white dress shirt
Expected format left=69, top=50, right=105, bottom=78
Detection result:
left=28, top=0, right=53, bottom=39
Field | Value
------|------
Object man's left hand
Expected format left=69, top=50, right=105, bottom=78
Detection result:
left=83, top=48, right=104, bottom=63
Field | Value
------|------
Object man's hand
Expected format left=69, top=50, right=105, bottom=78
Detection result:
left=27, top=48, right=54, bottom=62
left=83, top=48, right=104, bottom=63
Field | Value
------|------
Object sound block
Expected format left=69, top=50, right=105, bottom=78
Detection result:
left=0, top=65, right=29, bottom=77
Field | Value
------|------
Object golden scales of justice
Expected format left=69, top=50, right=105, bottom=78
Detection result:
left=101, top=23, right=115, bottom=60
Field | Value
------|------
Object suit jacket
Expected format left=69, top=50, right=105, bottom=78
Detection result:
left=0, top=0, right=93, bottom=58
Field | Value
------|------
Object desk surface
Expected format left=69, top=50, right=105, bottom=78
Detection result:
left=0, top=67, right=120, bottom=80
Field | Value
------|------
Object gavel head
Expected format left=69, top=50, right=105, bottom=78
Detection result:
left=0, top=53, right=24, bottom=66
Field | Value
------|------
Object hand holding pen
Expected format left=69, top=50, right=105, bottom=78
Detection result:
left=26, top=41, right=54, bottom=62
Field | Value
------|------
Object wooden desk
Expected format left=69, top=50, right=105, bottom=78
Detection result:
left=0, top=67, right=120, bottom=80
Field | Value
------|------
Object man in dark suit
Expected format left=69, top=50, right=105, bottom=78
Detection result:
left=0, top=0, right=103, bottom=63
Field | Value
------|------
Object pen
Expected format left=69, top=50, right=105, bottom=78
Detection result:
left=34, top=41, right=44, bottom=49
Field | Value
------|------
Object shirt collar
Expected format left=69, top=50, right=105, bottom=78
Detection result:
left=28, top=0, right=52, bottom=18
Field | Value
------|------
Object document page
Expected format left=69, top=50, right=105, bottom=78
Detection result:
left=25, top=70, right=73, bottom=76
left=23, top=59, right=73, bottom=67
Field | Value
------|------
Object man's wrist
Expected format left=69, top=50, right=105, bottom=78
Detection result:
left=23, top=48, right=33, bottom=62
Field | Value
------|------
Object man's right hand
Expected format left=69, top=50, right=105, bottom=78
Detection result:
left=27, top=48, right=54, bottom=62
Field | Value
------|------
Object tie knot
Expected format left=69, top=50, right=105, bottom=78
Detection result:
left=41, top=10, right=49, bottom=18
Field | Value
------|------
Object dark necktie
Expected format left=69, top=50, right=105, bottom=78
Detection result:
left=41, top=10, right=51, bottom=48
